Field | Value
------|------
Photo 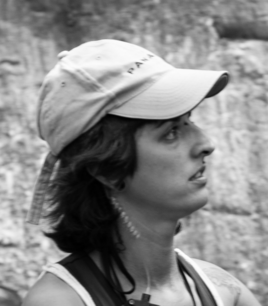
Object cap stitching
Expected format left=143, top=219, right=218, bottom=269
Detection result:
left=60, top=58, right=118, bottom=102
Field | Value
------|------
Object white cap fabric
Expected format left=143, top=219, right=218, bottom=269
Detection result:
left=37, top=39, right=229, bottom=156
left=27, top=39, right=229, bottom=225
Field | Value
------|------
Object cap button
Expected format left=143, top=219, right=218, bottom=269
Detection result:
left=58, top=51, right=69, bottom=60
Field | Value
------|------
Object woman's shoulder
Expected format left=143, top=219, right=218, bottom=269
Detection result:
left=22, top=272, right=85, bottom=306
left=192, top=258, right=261, bottom=306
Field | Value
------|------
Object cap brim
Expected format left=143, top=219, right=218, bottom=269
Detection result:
left=109, top=69, right=229, bottom=119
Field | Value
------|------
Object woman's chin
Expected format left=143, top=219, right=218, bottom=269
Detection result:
left=194, top=188, right=209, bottom=209
left=179, top=190, right=209, bottom=217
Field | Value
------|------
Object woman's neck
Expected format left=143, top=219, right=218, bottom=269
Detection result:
left=117, top=216, right=181, bottom=292
left=90, top=215, right=191, bottom=305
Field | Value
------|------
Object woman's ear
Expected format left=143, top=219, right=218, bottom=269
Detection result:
left=93, top=175, right=125, bottom=192
left=95, top=175, right=117, bottom=190
left=87, top=167, right=125, bottom=191
left=95, top=176, right=126, bottom=200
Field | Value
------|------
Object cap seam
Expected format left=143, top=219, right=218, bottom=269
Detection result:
left=60, top=59, right=118, bottom=101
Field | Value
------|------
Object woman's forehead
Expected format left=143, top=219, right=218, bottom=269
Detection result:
left=151, top=111, right=191, bottom=128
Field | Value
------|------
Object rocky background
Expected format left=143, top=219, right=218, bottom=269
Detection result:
left=0, top=0, right=267, bottom=304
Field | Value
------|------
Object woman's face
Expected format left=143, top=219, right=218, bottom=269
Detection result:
left=122, top=111, right=215, bottom=220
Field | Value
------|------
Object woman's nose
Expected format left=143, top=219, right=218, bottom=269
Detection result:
left=191, top=127, right=215, bottom=158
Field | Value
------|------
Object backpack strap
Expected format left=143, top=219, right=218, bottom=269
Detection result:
left=58, top=253, right=125, bottom=306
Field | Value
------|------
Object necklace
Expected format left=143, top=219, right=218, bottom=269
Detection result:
left=128, top=293, right=160, bottom=306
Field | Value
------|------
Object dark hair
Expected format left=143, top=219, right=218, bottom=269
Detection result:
left=44, top=114, right=152, bottom=254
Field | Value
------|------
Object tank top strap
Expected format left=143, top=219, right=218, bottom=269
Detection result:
left=175, top=248, right=224, bottom=306
left=42, top=261, right=96, bottom=306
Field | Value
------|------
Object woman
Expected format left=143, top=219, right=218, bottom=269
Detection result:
left=23, top=40, right=261, bottom=306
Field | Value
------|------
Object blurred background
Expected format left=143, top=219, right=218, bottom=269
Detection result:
left=0, top=0, right=267, bottom=305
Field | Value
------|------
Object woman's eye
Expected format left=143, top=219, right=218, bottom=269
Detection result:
left=165, top=126, right=180, bottom=140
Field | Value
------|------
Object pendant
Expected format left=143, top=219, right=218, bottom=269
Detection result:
left=128, top=293, right=160, bottom=306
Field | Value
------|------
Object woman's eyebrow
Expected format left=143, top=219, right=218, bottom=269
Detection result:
left=154, top=116, right=182, bottom=128
left=154, top=118, right=177, bottom=129
left=151, top=111, right=191, bottom=129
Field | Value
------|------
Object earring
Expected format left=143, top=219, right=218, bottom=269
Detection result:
left=111, top=197, right=140, bottom=239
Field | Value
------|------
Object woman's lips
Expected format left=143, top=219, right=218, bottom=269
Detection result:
left=189, top=165, right=207, bottom=184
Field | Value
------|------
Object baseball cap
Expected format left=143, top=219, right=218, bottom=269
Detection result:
left=27, top=39, right=229, bottom=224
